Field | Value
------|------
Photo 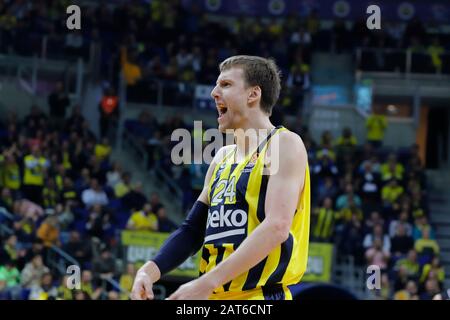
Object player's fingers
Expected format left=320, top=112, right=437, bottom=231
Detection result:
left=130, top=291, right=140, bottom=300
left=130, top=284, right=143, bottom=300
left=131, top=279, right=147, bottom=300
left=142, top=278, right=154, bottom=300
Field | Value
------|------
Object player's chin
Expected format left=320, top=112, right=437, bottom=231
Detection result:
left=217, top=122, right=230, bottom=133
left=217, top=124, right=226, bottom=133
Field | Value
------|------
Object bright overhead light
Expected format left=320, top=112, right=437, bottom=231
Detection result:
left=387, top=104, right=397, bottom=113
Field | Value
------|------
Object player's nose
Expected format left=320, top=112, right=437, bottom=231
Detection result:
left=211, top=85, right=220, bottom=100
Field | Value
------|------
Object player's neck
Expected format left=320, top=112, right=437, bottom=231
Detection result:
left=233, top=116, right=275, bottom=161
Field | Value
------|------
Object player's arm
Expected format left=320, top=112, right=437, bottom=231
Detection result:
left=131, top=145, right=233, bottom=300
left=150, top=146, right=235, bottom=272
left=168, top=132, right=307, bottom=299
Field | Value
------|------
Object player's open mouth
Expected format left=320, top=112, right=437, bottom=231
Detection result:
left=217, top=104, right=228, bottom=119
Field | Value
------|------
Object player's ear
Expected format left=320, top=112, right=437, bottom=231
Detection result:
left=247, top=86, right=261, bottom=106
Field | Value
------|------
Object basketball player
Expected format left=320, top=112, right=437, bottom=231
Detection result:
left=131, top=55, right=310, bottom=300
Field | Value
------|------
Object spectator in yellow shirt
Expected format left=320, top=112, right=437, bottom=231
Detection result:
left=395, top=249, right=420, bottom=278
left=419, top=257, right=445, bottom=285
left=427, top=37, right=444, bottom=73
left=42, top=178, right=59, bottom=209
left=57, top=275, right=73, bottom=300
left=382, top=179, right=404, bottom=207
left=126, top=204, right=158, bottom=231
left=119, top=263, right=136, bottom=300
left=120, top=46, right=142, bottom=86
left=335, top=127, right=358, bottom=147
left=380, top=153, right=404, bottom=182
left=114, top=172, right=132, bottom=198
left=337, top=202, right=364, bottom=224
left=414, top=228, right=440, bottom=257
left=23, top=146, right=50, bottom=205
left=312, top=197, right=336, bottom=242
left=393, top=280, right=419, bottom=300
left=366, top=106, right=387, bottom=148
left=95, top=137, right=112, bottom=162
left=267, top=19, right=283, bottom=37
left=2, top=153, right=21, bottom=194
left=79, top=270, right=102, bottom=300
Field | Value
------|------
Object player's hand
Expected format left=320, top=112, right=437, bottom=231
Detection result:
left=166, top=277, right=215, bottom=300
left=130, top=269, right=155, bottom=300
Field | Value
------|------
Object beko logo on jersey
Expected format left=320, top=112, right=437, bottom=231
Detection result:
left=207, top=207, right=247, bottom=228
left=205, top=207, right=248, bottom=242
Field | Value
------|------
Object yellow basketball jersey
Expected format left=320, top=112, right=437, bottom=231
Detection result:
left=201, top=126, right=310, bottom=299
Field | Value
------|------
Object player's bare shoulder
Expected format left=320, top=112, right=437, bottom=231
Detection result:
left=265, top=130, right=307, bottom=175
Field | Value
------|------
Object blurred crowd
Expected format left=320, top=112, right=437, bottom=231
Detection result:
left=0, top=102, right=177, bottom=300
left=306, top=120, right=446, bottom=300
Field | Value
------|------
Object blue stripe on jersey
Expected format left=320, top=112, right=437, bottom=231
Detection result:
left=266, top=233, right=294, bottom=284
left=215, top=245, right=226, bottom=264
left=242, top=256, right=269, bottom=291
left=256, top=174, right=269, bottom=223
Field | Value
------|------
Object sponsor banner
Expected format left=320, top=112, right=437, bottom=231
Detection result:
left=121, top=230, right=201, bottom=278
left=122, top=230, right=334, bottom=283
left=303, top=242, right=334, bottom=282
left=181, top=0, right=450, bottom=22
left=312, top=85, right=349, bottom=106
